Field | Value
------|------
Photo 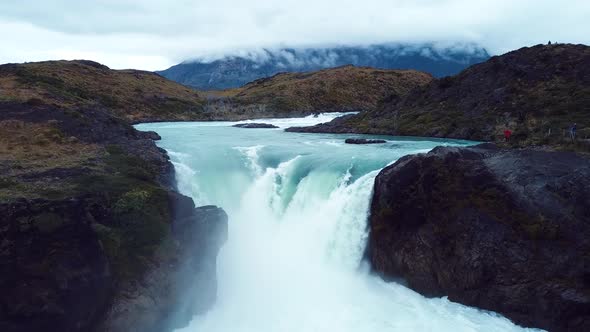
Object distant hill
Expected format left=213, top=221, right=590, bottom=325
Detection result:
left=205, top=65, right=433, bottom=119
left=0, top=60, right=432, bottom=122
left=288, top=44, right=590, bottom=148
left=158, top=44, right=490, bottom=90
left=0, top=60, right=207, bottom=122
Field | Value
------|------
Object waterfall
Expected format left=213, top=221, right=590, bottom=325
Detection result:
left=172, top=146, right=537, bottom=332
left=136, top=115, right=539, bottom=332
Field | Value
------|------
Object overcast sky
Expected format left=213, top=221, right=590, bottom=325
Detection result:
left=0, top=0, right=588, bottom=70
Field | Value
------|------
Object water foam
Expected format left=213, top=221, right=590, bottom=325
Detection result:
left=169, top=151, right=209, bottom=206
left=233, top=145, right=266, bottom=177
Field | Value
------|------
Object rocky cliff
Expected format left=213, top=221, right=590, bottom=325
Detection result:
left=369, top=144, right=590, bottom=331
left=288, top=44, right=590, bottom=149
left=0, top=100, right=227, bottom=332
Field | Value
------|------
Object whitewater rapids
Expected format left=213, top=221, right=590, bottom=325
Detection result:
left=136, top=114, right=541, bottom=332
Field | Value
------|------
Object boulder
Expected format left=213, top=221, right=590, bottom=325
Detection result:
left=369, top=143, right=590, bottom=331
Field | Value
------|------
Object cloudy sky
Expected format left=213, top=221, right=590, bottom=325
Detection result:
left=0, top=0, right=588, bottom=70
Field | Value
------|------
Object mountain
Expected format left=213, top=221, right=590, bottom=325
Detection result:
left=204, top=65, right=433, bottom=119
left=157, top=44, right=490, bottom=90
left=288, top=44, right=590, bottom=148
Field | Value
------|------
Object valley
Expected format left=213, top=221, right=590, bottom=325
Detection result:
left=1, top=42, right=589, bottom=332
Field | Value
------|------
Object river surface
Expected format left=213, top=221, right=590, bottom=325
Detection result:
left=137, top=114, right=539, bottom=332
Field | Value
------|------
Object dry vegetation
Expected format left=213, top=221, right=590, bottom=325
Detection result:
left=1, top=61, right=434, bottom=122
left=0, top=119, right=103, bottom=200
left=0, top=60, right=206, bottom=122
left=203, top=65, right=433, bottom=118
left=292, top=44, right=590, bottom=151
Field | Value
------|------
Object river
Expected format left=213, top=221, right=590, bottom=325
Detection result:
left=136, top=114, right=538, bottom=332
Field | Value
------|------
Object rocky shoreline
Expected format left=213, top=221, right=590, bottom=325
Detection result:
left=368, top=144, right=590, bottom=331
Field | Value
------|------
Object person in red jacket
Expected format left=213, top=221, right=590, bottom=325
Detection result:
left=504, top=129, right=512, bottom=142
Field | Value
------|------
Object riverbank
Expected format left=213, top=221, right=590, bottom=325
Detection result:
left=0, top=100, right=227, bottom=332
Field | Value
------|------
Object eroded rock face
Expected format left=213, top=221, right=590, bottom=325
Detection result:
left=369, top=144, right=590, bottom=331
left=0, top=193, right=227, bottom=332
left=0, top=198, right=113, bottom=332
left=100, top=193, right=228, bottom=332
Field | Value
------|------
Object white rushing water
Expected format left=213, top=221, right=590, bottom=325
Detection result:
left=137, top=114, right=540, bottom=332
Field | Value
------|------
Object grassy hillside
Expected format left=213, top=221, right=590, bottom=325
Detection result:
left=289, top=44, right=590, bottom=149
left=204, top=66, right=434, bottom=119
left=0, top=61, right=435, bottom=123
left=0, top=60, right=207, bottom=122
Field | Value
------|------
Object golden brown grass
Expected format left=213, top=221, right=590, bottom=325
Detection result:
left=0, top=60, right=206, bottom=122
left=0, top=119, right=103, bottom=200
left=208, top=66, right=433, bottom=113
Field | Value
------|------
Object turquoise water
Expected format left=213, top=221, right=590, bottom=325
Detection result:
left=137, top=114, right=539, bottom=332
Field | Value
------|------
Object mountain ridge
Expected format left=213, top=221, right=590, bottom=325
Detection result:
left=158, top=44, right=490, bottom=90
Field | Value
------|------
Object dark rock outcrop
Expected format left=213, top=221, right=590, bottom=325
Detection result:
left=0, top=194, right=227, bottom=332
left=0, top=198, right=113, bottom=332
left=100, top=195, right=228, bottom=332
left=369, top=144, right=590, bottom=331
left=344, top=138, right=386, bottom=144
left=232, top=123, right=278, bottom=129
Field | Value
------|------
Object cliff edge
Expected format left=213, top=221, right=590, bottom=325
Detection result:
left=369, top=144, right=590, bottom=331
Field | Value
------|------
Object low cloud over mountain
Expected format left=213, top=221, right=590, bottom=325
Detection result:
left=0, top=0, right=588, bottom=70
left=159, top=43, right=489, bottom=90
